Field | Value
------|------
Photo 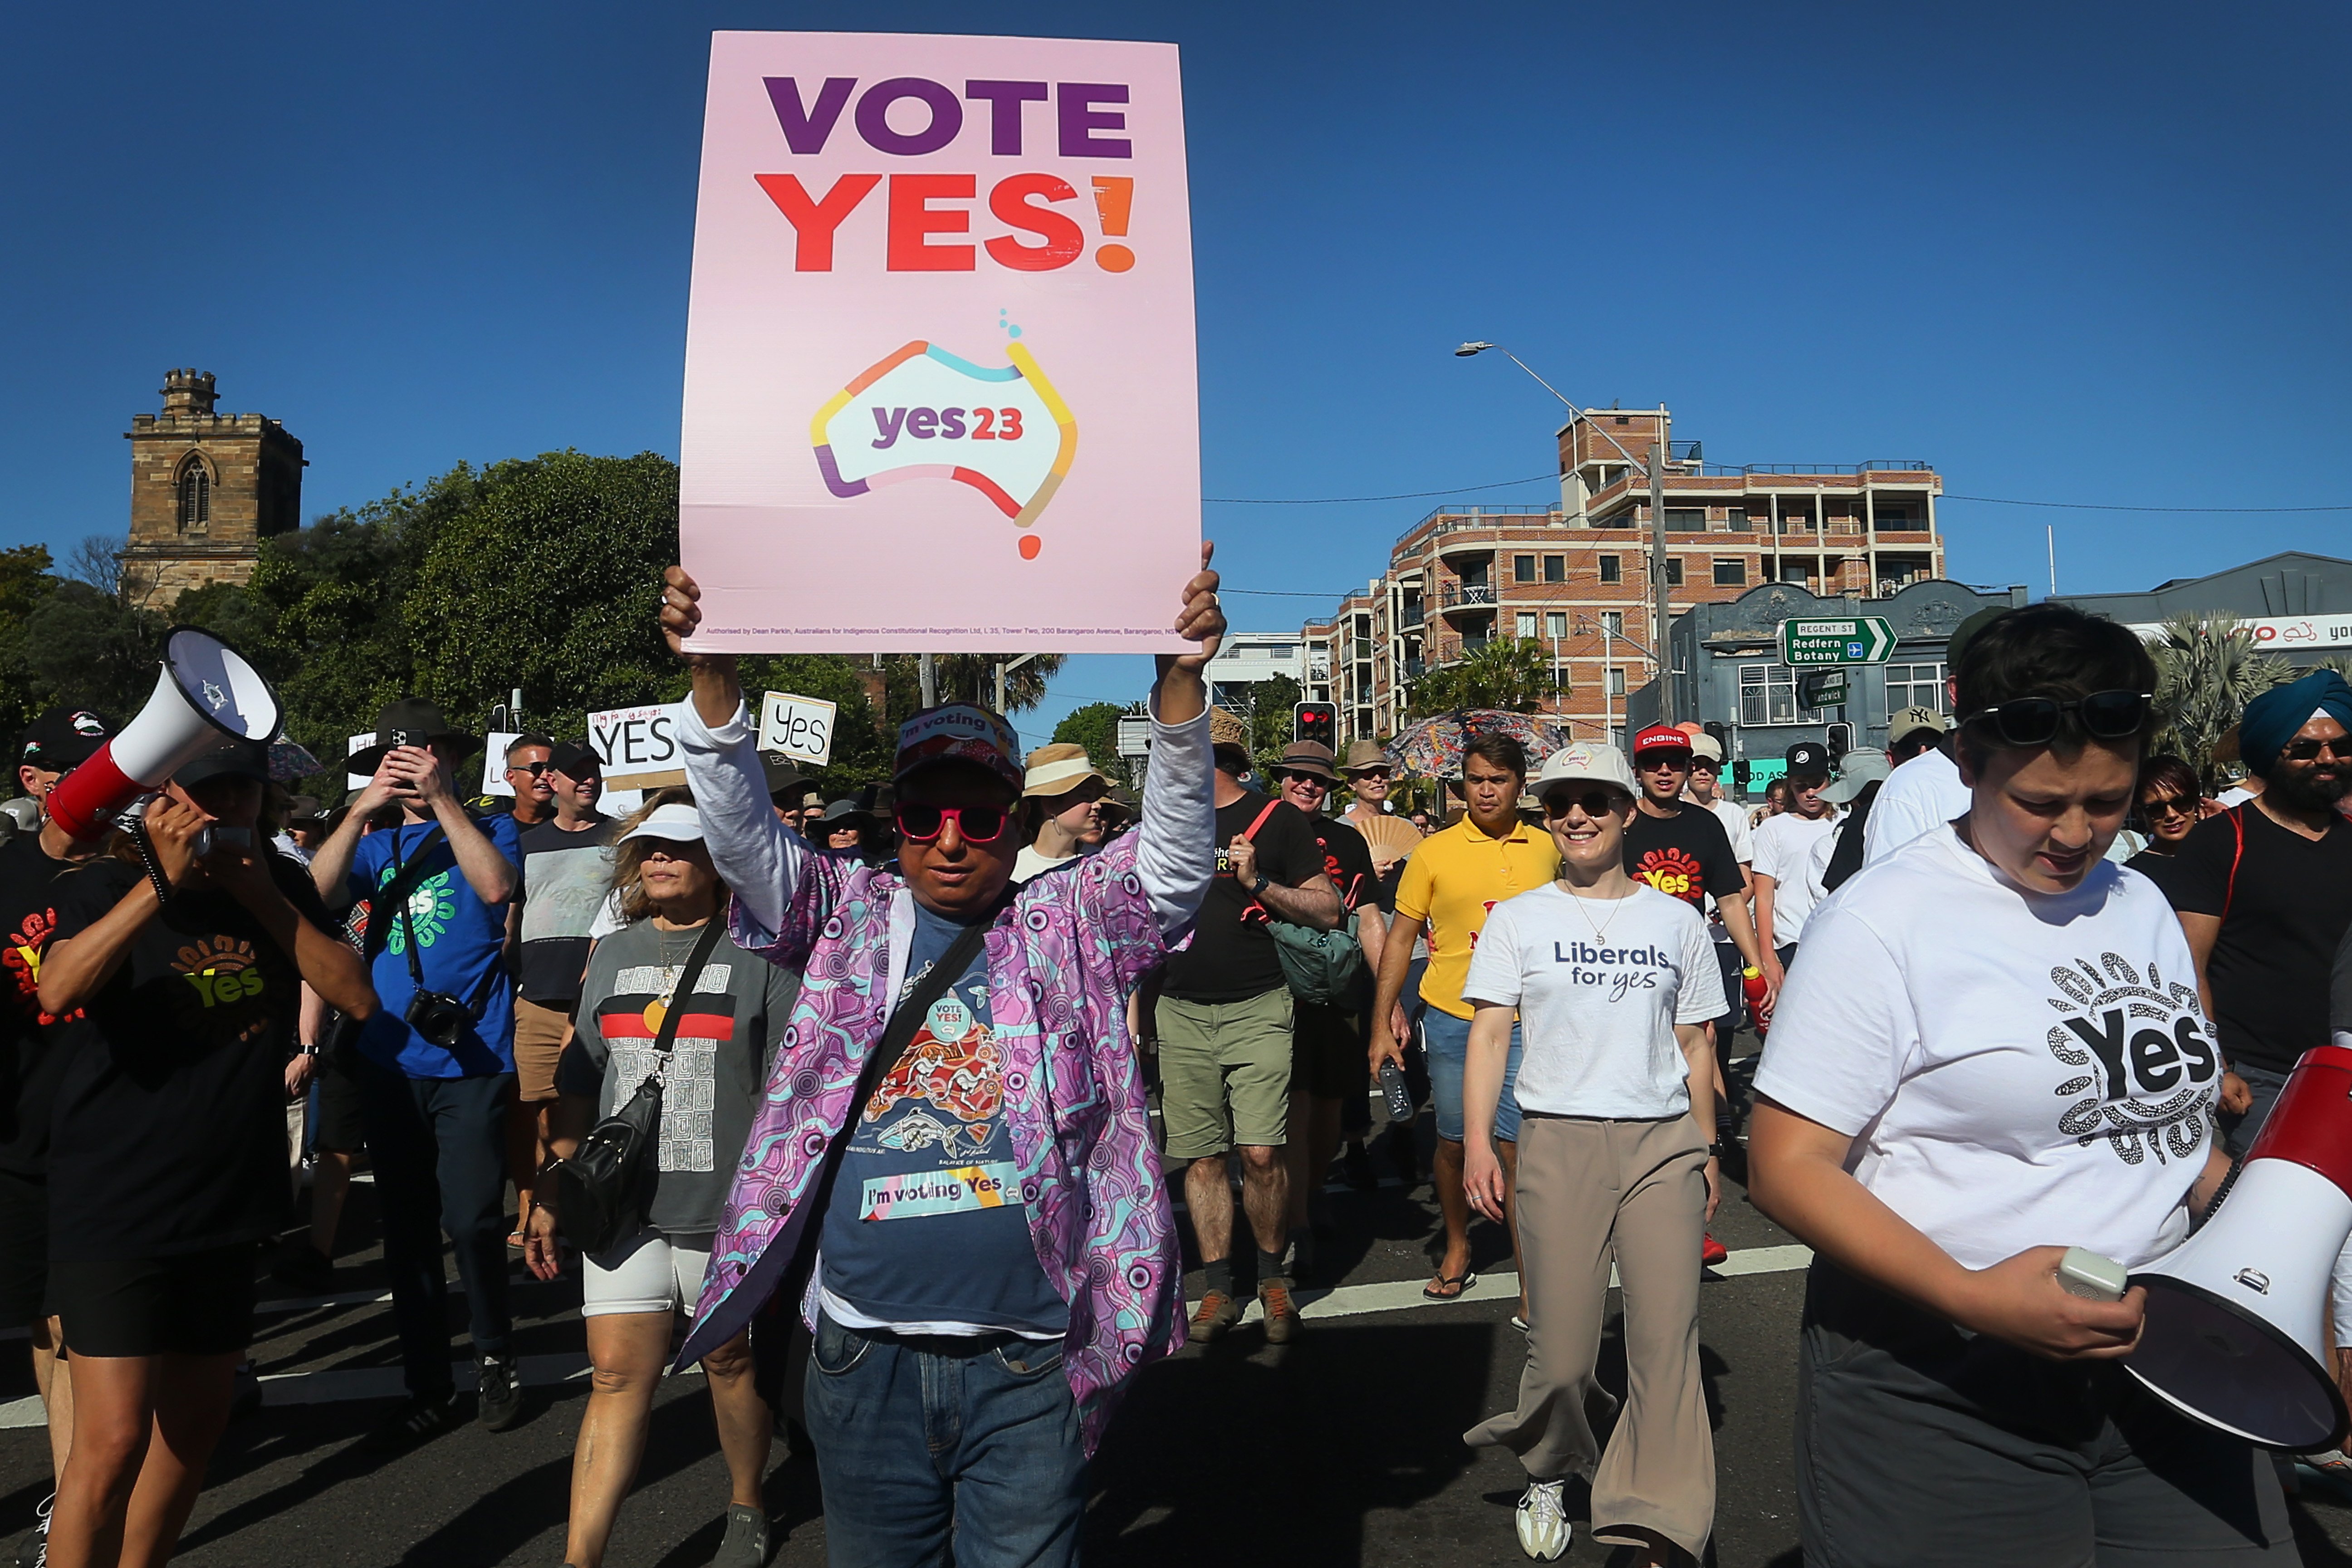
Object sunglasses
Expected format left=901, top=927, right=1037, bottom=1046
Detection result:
left=894, top=803, right=1012, bottom=844
left=2140, top=794, right=2194, bottom=819
left=1960, top=691, right=2151, bottom=748
left=1634, top=752, right=1690, bottom=770
left=1543, top=789, right=1630, bottom=820
left=1279, top=770, right=1332, bottom=789
left=2281, top=736, right=2352, bottom=763
left=510, top=761, right=554, bottom=778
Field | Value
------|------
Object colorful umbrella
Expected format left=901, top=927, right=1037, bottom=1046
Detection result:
left=1383, top=710, right=1582, bottom=780
left=268, top=739, right=323, bottom=783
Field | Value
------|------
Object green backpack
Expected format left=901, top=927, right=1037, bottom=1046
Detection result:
left=1242, top=800, right=1370, bottom=1009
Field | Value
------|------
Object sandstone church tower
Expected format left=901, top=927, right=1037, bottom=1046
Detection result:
left=119, top=369, right=304, bottom=606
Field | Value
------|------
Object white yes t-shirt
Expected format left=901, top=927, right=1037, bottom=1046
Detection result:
left=1463, top=883, right=1727, bottom=1120
left=1752, top=811, right=1839, bottom=946
left=1751, top=824, right=2219, bottom=1271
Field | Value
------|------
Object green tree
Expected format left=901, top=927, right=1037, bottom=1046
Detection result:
left=10, top=580, right=167, bottom=729
left=1407, top=638, right=1555, bottom=718
left=1052, top=701, right=1133, bottom=780
left=1245, top=674, right=1303, bottom=781
left=2150, top=615, right=2294, bottom=789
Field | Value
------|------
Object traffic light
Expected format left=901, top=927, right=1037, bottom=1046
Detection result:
left=1826, top=721, right=1853, bottom=764
left=1733, top=759, right=1753, bottom=788
left=1702, top=721, right=1729, bottom=755
left=1294, top=702, right=1338, bottom=750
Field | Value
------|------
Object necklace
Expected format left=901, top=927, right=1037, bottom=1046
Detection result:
left=1555, top=878, right=1631, bottom=946
left=641, top=925, right=705, bottom=1034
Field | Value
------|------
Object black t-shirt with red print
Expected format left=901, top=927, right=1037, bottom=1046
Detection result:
left=45, top=852, right=334, bottom=1258
left=1309, top=815, right=1377, bottom=916
left=1161, top=791, right=1327, bottom=1004
left=0, top=833, right=98, bottom=1177
left=1621, top=802, right=1743, bottom=913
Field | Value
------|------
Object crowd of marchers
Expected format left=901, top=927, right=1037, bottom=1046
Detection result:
left=3, top=569, right=2351, bottom=1568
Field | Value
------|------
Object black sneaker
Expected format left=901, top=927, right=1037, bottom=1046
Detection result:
left=476, top=1353, right=524, bottom=1431
left=15, top=1490, right=51, bottom=1568
left=230, top=1361, right=262, bottom=1422
left=380, top=1389, right=460, bottom=1445
left=711, top=1502, right=769, bottom=1567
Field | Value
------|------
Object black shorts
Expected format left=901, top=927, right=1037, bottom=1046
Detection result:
left=0, top=1167, right=49, bottom=1326
left=51, top=1244, right=261, bottom=1357
left=314, top=1043, right=368, bottom=1153
left=1290, top=1002, right=1363, bottom=1101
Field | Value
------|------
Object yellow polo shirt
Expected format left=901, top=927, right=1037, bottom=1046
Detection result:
left=1394, top=818, right=1561, bottom=1019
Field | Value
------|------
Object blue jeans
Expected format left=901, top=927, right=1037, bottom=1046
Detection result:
left=1421, top=1007, right=1524, bottom=1143
left=805, top=1309, right=1085, bottom=1568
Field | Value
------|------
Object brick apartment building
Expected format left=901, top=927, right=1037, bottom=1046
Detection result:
left=1301, top=404, right=1946, bottom=746
left=119, top=369, right=305, bottom=607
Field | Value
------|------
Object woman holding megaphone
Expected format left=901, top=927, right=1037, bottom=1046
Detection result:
left=1749, top=604, right=2294, bottom=1567
left=34, top=738, right=375, bottom=1568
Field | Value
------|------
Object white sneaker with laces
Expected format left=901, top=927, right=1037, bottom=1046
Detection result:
left=1516, top=1478, right=1569, bottom=1561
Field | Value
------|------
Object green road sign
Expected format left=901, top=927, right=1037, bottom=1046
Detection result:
left=1797, top=668, right=1849, bottom=708
left=1779, top=616, right=1896, bottom=667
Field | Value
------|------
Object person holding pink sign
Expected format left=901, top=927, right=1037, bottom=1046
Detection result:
left=654, top=549, right=1221, bottom=1568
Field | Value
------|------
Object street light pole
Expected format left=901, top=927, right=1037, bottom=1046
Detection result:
left=1650, top=441, right=1674, bottom=723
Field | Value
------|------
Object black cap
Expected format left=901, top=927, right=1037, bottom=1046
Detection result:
left=176, top=738, right=271, bottom=787
left=1784, top=740, right=1830, bottom=779
left=760, top=752, right=806, bottom=799
left=549, top=740, right=600, bottom=779
left=18, top=707, right=115, bottom=771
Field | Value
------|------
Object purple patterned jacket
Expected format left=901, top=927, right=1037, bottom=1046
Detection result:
left=673, top=701, right=1213, bottom=1454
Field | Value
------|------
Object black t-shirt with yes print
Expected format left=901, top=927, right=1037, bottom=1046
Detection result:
left=1160, top=791, right=1326, bottom=1004
left=1621, top=802, right=1743, bottom=913
left=0, top=833, right=99, bottom=1177
left=45, top=853, right=333, bottom=1259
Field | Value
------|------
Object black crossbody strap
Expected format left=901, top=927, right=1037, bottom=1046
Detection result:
left=376, top=823, right=451, bottom=986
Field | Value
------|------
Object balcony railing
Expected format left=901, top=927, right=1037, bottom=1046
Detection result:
left=1439, top=583, right=1497, bottom=608
left=1396, top=603, right=1424, bottom=628
left=1403, top=657, right=1427, bottom=680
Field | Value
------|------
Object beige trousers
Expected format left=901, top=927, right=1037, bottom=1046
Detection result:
left=1464, top=1113, right=1715, bottom=1559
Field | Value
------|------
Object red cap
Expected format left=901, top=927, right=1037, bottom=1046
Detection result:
left=1631, top=724, right=1692, bottom=757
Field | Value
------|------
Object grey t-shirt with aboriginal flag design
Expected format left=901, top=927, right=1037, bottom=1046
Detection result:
left=558, top=917, right=798, bottom=1236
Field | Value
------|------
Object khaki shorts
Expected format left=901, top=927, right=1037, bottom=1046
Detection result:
left=1156, top=987, right=1294, bottom=1159
left=513, top=996, right=575, bottom=1102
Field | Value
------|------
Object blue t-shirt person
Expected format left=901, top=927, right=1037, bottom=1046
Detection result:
left=819, top=903, right=1067, bottom=1337
left=348, top=813, right=521, bottom=1078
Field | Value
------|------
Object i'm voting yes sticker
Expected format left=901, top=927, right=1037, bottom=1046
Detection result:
left=926, top=995, right=974, bottom=1042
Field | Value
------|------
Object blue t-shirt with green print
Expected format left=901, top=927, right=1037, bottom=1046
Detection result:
left=348, top=813, right=520, bottom=1078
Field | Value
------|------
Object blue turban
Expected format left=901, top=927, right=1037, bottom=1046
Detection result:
left=2241, top=669, right=2352, bottom=776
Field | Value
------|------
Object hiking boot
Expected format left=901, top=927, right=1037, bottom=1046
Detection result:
left=711, top=1502, right=769, bottom=1567
left=380, top=1389, right=460, bottom=1445
left=1188, top=1290, right=1241, bottom=1343
left=477, top=1353, right=524, bottom=1431
left=1259, top=1280, right=1300, bottom=1344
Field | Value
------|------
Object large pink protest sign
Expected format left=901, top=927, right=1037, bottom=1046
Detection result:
left=679, top=32, right=1199, bottom=652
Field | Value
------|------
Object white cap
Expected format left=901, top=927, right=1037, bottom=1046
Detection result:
left=618, top=803, right=706, bottom=845
left=1534, top=742, right=1637, bottom=799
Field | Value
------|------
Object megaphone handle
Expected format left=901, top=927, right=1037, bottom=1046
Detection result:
left=2189, top=1153, right=2247, bottom=1235
left=127, top=817, right=176, bottom=910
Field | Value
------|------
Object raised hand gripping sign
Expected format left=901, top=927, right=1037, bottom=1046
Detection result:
left=679, top=32, right=1200, bottom=652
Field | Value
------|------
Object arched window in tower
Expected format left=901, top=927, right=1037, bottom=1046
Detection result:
left=177, top=461, right=210, bottom=532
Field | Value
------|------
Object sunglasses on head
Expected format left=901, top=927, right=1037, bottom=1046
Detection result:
left=1543, top=789, right=1629, bottom=820
left=1960, top=691, right=2151, bottom=749
left=894, top=803, right=1011, bottom=844
left=2281, top=735, right=2352, bottom=763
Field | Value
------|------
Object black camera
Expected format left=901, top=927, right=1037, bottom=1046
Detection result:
left=403, top=988, right=476, bottom=1049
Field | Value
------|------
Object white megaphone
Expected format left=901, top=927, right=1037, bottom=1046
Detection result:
left=45, top=627, right=284, bottom=844
left=2125, top=1041, right=2352, bottom=1453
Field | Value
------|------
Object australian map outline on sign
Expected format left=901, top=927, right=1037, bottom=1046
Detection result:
left=810, top=340, right=1078, bottom=557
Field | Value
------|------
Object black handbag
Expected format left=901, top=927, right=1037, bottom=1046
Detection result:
left=546, top=915, right=729, bottom=1256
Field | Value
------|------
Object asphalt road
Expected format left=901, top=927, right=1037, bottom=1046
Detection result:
left=8, top=1052, right=2352, bottom=1566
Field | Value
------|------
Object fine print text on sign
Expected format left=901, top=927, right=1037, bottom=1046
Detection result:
left=758, top=690, right=838, bottom=767
left=1779, top=616, right=1896, bottom=667
left=1796, top=670, right=1849, bottom=709
left=590, top=704, right=688, bottom=791
left=678, top=32, right=1200, bottom=653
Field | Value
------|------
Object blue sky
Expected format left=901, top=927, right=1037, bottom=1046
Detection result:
left=5, top=2, right=2345, bottom=748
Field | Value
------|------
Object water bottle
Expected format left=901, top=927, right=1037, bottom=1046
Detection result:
left=1379, top=1059, right=1414, bottom=1123
left=1743, top=966, right=1770, bottom=1037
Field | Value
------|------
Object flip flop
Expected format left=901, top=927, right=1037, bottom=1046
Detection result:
left=1422, top=1269, right=1477, bottom=1301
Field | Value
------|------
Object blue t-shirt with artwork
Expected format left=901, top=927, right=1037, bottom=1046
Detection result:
left=348, top=814, right=520, bottom=1079
left=819, top=903, right=1067, bottom=1337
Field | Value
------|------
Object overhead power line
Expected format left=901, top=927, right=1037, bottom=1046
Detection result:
left=1205, top=475, right=1554, bottom=504
left=1944, top=494, right=2351, bottom=514
left=1202, top=474, right=2348, bottom=514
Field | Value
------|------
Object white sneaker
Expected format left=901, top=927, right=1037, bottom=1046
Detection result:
left=1516, top=1479, right=1570, bottom=1561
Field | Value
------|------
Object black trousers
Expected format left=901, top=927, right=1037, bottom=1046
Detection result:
left=356, top=1059, right=514, bottom=1398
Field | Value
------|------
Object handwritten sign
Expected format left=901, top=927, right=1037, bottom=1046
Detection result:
left=677, top=32, right=1199, bottom=652
left=345, top=733, right=375, bottom=794
left=589, top=705, right=687, bottom=791
left=758, top=690, right=838, bottom=766
left=480, top=731, right=522, bottom=798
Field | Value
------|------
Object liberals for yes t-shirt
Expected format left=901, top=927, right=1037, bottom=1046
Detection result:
left=820, top=903, right=1067, bottom=1338
left=1752, top=824, right=2220, bottom=1271
left=1158, top=792, right=1325, bottom=1004
left=1464, top=883, right=1727, bottom=1120
left=348, top=813, right=520, bottom=1078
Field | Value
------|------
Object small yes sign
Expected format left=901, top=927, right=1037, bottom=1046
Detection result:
left=589, top=704, right=686, bottom=791
left=759, top=691, right=838, bottom=768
